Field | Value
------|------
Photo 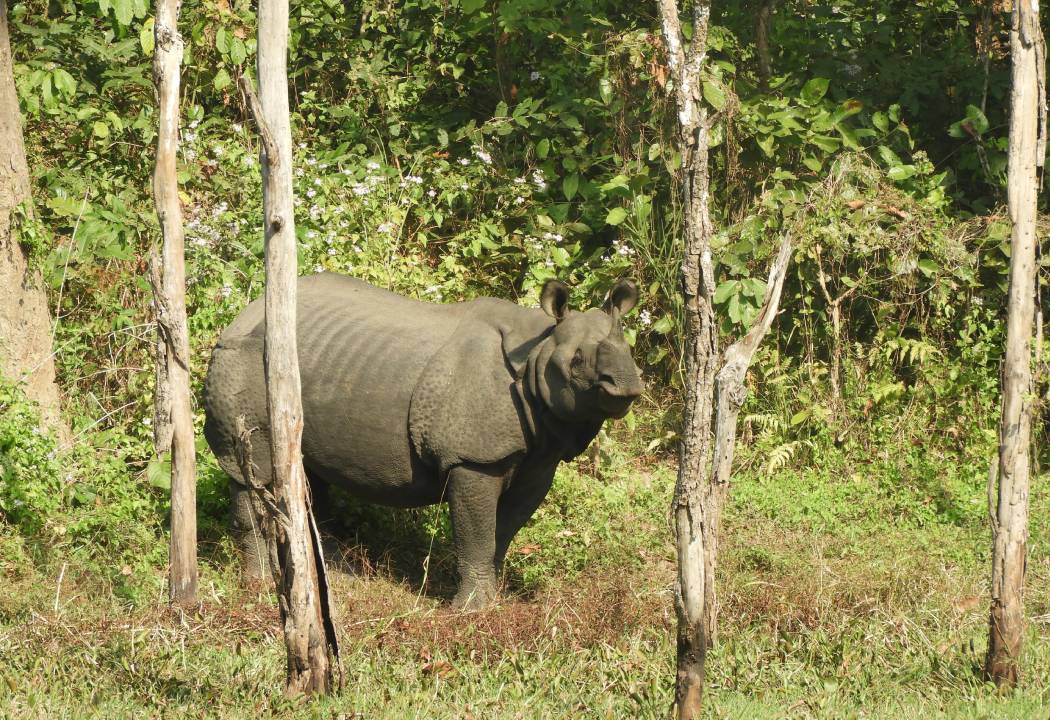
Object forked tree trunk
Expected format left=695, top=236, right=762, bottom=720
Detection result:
left=245, top=0, right=340, bottom=695
left=657, top=1, right=793, bottom=715
left=150, top=0, right=197, bottom=608
left=986, top=0, right=1044, bottom=689
left=0, top=0, right=66, bottom=435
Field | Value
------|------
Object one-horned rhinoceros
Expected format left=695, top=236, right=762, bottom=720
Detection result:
left=203, top=272, right=643, bottom=609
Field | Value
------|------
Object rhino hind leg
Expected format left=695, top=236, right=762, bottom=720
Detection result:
left=230, top=477, right=276, bottom=584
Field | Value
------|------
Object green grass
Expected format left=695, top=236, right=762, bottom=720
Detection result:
left=1, top=442, right=1048, bottom=719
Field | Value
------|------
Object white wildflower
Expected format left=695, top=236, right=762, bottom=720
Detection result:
left=306, top=189, right=317, bottom=198
left=232, top=123, right=242, bottom=133
left=212, top=145, right=224, bottom=157
left=221, top=284, right=233, bottom=298
left=639, top=309, right=652, bottom=326
left=530, top=71, right=542, bottom=81
left=367, top=161, right=381, bottom=171
left=313, top=264, right=324, bottom=273
left=427, top=189, right=437, bottom=198
left=474, top=147, right=493, bottom=165
left=327, top=247, right=337, bottom=256
left=377, top=222, right=396, bottom=233
left=458, top=158, right=470, bottom=166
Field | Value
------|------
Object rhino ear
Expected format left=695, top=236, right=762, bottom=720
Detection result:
left=604, top=279, right=638, bottom=316
left=540, top=280, right=570, bottom=322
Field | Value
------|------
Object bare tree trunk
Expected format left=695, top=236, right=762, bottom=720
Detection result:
left=244, top=0, right=340, bottom=695
left=986, top=0, right=1044, bottom=689
left=658, top=1, right=793, bottom=716
left=0, top=0, right=66, bottom=435
left=150, top=0, right=197, bottom=608
left=755, top=0, right=775, bottom=90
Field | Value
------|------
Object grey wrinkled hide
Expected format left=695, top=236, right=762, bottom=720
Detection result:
left=204, top=273, right=642, bottom=609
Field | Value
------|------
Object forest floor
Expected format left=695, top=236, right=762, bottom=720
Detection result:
left=1, top=447, right=1048, bottom=719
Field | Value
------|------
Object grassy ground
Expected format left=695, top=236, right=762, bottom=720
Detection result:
left=1, top=443, right=1048, bottom=719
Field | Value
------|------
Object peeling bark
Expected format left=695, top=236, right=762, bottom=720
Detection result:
left=658, top=1, right=793, bottom=715
left=244, top=0, right=341, bottom=694
left=0, top=0, right=66, bottom=436
left=986, top=0, right=1044, bottom=689
left=150, top=0, right=198, bottom=608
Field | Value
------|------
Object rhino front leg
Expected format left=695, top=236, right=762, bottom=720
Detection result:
left=494, top=465, right=556, bottom=575
left=447, top=464, right=503, bottom=610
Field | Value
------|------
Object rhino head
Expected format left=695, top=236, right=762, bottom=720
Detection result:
left=520, top=279, right=644, bottom=424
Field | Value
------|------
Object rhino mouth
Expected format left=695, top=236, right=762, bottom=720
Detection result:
left=596, top=383, right=639, bottom=419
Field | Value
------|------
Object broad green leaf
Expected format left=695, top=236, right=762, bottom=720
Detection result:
left=140, top=17, right=155, bottom=55
left=877, top=145, right=902, bottom=166
left=757, top=134, right=775, bottom=157
left=871, top=111, right=889, bottom=133
left=887, top=164, right=917, bottom=181
left=647, top=142, right=661, bottom=161
left=713, top=280, right=738, bottom=304
left=215, top=27, right=229, bottom=54
left=599, top=77, right=613, bottom=105
left=727, top=294, right=742, bottom=323
left=92, top=121, right=109, bottom=138
left=494, top=100, right=508, bottom=118
left=702, top=80, right=726, bottom=110
left=147, top=454, right=172, bottom=490
left=112, top=0, right=133, bottom=26
left=230, top=37, right=247, bottom=65
left=536, top=138, right=549, bottom=159
left=917, top=259, right=939, bottom=276
left=213, top=68, right=232, bottom=91
left=461, top=0, right=486, bottom=13
left=562, top=173, right=579, bottom=201
left=651, top=314, right=674, bottom=334
left=836, top=123, right=860, bottom=149
left=800, top=77, right=830, bottom=106
left=809, top=134, right=840, bottom=153
left=965, top=104, right=989, bottom=134
left=802, top=155, right=823, bottom=172
left=437, top=128, right=448, bottom=147
left=605, top=207, right=628, bottom=226
left=551, top=247, right=571, bottom=266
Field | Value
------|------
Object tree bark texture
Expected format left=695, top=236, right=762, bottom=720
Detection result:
left=755, top=0, right=775, bottom=90
left=150, top=0, right=198, bottom=608
left=0, top=0, right=65, bottom=433
left=986, top=0, right=1044, bottom=689
left=658, top=1, right=793, bottom=716
left=250, top=0, right=340, bottom=695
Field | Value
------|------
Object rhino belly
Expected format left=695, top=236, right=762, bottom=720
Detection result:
left=297, top=300, right=456, bottom=508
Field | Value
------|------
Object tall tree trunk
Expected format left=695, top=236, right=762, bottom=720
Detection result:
left=0, top=0, right=66, bottom=434
left=245, top=0, right=341, bottom=695
left=986, top=0, right=1044, bottom=689
left=658, top=2, right=793, bottom=715
left=755, top=0, right=775, bottom=90
left=150, top=0, right=198, bottom=608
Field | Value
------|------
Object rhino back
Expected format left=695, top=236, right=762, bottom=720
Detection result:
left=206, top=274, right=537, bottom=505
left=294, top=275, right=466, bottom=501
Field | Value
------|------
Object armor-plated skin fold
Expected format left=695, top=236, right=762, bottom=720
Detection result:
left=204, top=272, right=643, bottom=608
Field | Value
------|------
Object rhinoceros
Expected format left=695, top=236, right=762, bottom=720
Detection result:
left=203, top=272, right=643, bottom=608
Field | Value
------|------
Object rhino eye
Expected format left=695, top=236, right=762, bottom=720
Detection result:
left=571, top=348, right=583, bottom=367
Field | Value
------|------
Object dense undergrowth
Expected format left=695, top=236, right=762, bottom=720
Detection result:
left=2, top=0, right=1049, bottom=717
